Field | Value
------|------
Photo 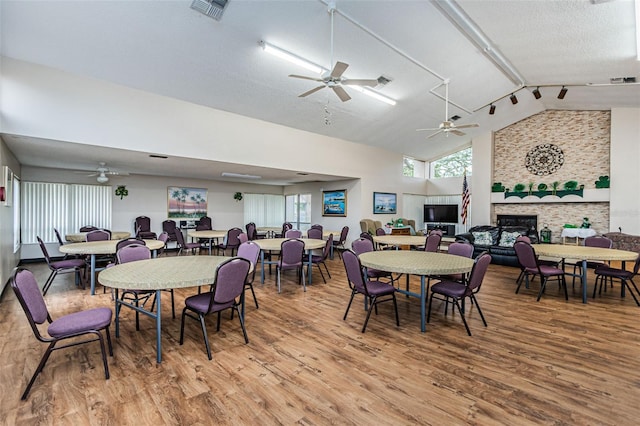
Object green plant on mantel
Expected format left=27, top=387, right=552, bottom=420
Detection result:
left=595, top=175, right=610, bottom=188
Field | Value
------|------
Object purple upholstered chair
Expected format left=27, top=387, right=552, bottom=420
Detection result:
left=285, top=229, right=302, bottom=239
left=424, top=233, right=442, bottom=252
left=246, top=222, right=259, bottom=240
left=310, top=224, right=323, bottom=232
left=238, top=232, right=249, bottom=244
left=179, top=257, right=251, bottom=360
left=427, top=252, right=492, bottom=336
left=571, top=236, right=614, bottom=288
left=80, top=225, right=98, bottom=232
left=237, top=241, right=261, bottom=309
left=162, top=219, right=178, bottom=242
left=332, top=226, right=349, bottom=259
left=37, top=236, right=85, bottom=295
left=157, top=231, right=169, bottom=256
left=351, top=237, right=394, bottom=283
left=135, top=216, right=156, bottom=239
left=342, top=250, right=399, bottom=333
left=514, top=241, right=568, bottom=301
left=304, top=234, right=333, bottom=284
left=85, top=229, right=111, bottom=241
left=277, top=238, right=306, bottom=293
left=593, top=255, right=640, bottom=305
left=175, top=228, right=201, bottom=255
left=429, top=242, right=475, bottom=284
left=53, top=228, right=68, bottom=259
left=10, top=267, right=112, bottom=400
left=217, top=227, right=243, bottom=256
left=196, top=216, right=212, bottom=231
left=307, top=228, right=323, bottom=239
left=275, top=222, right=293, bottom=238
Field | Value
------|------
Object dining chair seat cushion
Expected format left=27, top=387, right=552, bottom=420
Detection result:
left=367, top=268, right=390, bottom=278
left=526, top=265, right=564, bottom=276
left=51, top=258, right=86, bottom=269
left=48, top=307, right=112, bottom=337
left=184, top=293, right=235, bottom=313
left=594, top=265, right=632, bottom=279
left=430, top=280, right=468, bottom=298
left=354, top=279, right=396, bottom=296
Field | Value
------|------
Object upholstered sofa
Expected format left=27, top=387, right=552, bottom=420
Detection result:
left=455, top=225, right=539, bottom=267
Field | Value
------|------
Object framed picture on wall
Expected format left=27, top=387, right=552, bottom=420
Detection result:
left=167, top=187, right=207, bottom=219
left=322, top=189, right=347, bottom=217
left=373, top=192, right=396, bottom=214
left=3, top=166, right=13, bottom=207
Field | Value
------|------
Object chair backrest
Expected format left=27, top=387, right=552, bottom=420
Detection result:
left=237, top=241, right=261, bottom=281
left=514, top=240, right=538, bottom=269
left=307, top=228, right=323, bottom=239
left=322, top=234, right=333, bottom=259
left=375, top=228, right=386, bottom=236
left=584, top=236, right=613, bottom=249
left=285, top=229, right=302, bottom=238
left=54, top=228, right=65, bottom=246
left=174, top=228, right=187, bottom=247
left=36, top=236, right=53, bottom=265
left=86, top=229, right=110, bottom=242
left=429, top=229, right=444, bottom=237
left=311, top=224, right=323, bottom=232
left=352, top=237, right=374, bottom=256
left=447, top=241, right=474, bottom=258
left=211, top=258, right=251, bottom=307
left=116, top=244, right=151, bottom=264
left=116, top=238, right=146, bottom=252
left=515, top=235, right=531, bottom=244
left=157, top=231, right=169, bottom=245
left=135, top=216, right=151, bottom=232
left=342, top=250, right=367, bottom=294
left=196, top=216, right=212, bottom=231
left=338, top=226, right=349, bottom=243
left=246, top=222, right=258, bottom=240
left=80, top=225, right=98, bottom=232
left=424, top=233, right=442, bottom=252
left=225, top=227, right=243, bottom=248
left=280, top=238, right=305, bottom=266
left=238, top=232, right=249, bottom=244
left=466, top=252, right=492, bottom=293
left=11, top=268, right=50, bottom=338
left=162, top=220, right=177, bottom=238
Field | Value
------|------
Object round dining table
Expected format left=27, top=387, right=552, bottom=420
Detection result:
left=187, top=229, right=228, bottom=255
left=372, top=235, right=427, bottom=250
left=65, top=231, right=131, bottom=242
left=253, top=238, right=326, bottom=286
left=359, top=250, right=475, bottom=332
left=60, top=239, right=165, bottom=295
left=99, top=255, right=233, bottom=363
left=532, top=244, right=638, bottom=303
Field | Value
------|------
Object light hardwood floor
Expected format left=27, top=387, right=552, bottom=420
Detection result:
left=1, top=252, right=639, bottom=425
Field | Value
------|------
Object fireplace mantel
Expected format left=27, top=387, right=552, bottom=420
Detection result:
left=491, top=189, right=609, bottom=204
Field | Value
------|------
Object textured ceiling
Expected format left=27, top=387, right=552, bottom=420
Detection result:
left=1, top=0, right=638, bottom=183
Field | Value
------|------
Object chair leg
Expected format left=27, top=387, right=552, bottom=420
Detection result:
left=536, top=277, right=548, bottom=301
left=248, top=283, right=259, bottom=309
left=562, top=274, right=568, bottom=300
left=198, top=313, right=213, bottom=360
left=315, top=263, right=326, bottom=284
left=624, top=278, right=640, bottom=306
left=21, top=341, right=56, bottom=400
left=343, top=290, right=357, bottom=320
left=104, top=325, right=114, bottom=356
left=322, top=261, right=332, bottom=279
left=179, top=308, right=188, bottom=345
left=277, top=267, right=281, bottom=293
left=235, top=306, right=249, bottom=344
left=361, top=296, right=378, bottom=333
left=95, top=331, right=110, bottom=380
left=470, top=294, right=488, bottom=327
left=427, top=292, right=434, bottom=323
left=453, top=298, right=472, bottom=336
left=392, top=293, right=400, bottom=326
left=42, top=271, right=57, bottom=296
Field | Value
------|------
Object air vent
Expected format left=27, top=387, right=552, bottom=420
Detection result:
left=450, top=115, right=461, bottom=121
left=377, top=75, right=392, bottom=86
left=190, top=0, right=229, bottom=21
left=610, top=77, right=637, bottom=84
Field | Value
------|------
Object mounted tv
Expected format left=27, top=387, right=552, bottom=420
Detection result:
left=424, top=204, right=458, bottom=223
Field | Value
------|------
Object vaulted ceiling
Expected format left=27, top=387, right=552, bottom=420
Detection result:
left=1, top=0, right=639, bottom=183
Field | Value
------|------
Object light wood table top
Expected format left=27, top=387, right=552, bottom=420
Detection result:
left=59, top=238, right=164, bottom=254
left=99, top=255, right=232, bottom=291
left=257, top=227, right=282, bottom=232
left=359, top=250, right=474, bottom=276
left=254, top=238, right=326, bottom=251
left=532, top=244, right=638, bottom=262
left=65, top=231, right=131, bottom=242
left=372, top=235, right=427, bottom=247
left=187, top=230, right=228, bottom=239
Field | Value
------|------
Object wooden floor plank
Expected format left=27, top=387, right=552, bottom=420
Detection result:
left=2, top=253, right=640, bottom=425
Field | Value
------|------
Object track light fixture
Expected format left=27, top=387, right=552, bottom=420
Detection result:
left=489, top=104, right=496, bottom=115
left=510, top=93, right=518, bottom=105
left=558, top=86, right=568, bottom=99
left=532, top=87, right=541, bottom=99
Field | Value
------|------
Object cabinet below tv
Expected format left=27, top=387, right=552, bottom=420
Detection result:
left=426, top=224, right=456, bottom=236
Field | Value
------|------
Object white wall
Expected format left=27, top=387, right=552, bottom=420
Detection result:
left=0, top=138, right=21, bottom=296
left=610, top=108, right=640, bottom=234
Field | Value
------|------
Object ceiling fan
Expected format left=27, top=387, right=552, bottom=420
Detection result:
left=77, top=162, right=129, bottom=183
left=417, top=80, right=479, bottom=138
left=288, top=3, right=379, bottom=102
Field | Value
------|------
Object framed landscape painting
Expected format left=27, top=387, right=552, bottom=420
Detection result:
left=167, top=187, right=208, bottom=219
left=373, top=192, right=397, bottom=214
left=322, top=189, right=347, bottom=217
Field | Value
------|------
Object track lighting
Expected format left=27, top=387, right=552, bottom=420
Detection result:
left=532, top=87, right=541, bottom=99
left=558, top=86, right=567, bottom=99
left=489, top=104, right=496, bottom=115
left=510, top=94, right=518, bottom=105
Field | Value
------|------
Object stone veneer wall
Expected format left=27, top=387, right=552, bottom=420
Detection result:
left=493, top=110, right=610, bottom=243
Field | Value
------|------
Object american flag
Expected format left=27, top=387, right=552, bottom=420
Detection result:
left=461, top=171, right=470, bottom=225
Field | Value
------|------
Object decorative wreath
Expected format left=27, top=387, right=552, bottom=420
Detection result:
left=525, top=144, right=564, bottom=176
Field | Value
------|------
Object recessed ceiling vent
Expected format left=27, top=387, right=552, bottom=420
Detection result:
left=610, top=77, right=636, bottom=84
left=377, top=76, right=392, bottom=86
left=450, top=115, right=461, bottom=121
left=190, top=0, right=229, bottom=21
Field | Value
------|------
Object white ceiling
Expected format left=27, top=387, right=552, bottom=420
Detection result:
left=1, top=0, right=639, bottom=184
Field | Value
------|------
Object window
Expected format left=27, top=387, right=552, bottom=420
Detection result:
left=13, top=175, right=21, bottom=253
left=430, top=147, right=472, bottom=178
left=286, top=194, right=311, bottom=231
left=403, top=156, right=425, bottom=178
left=22, top=182, right=112, bottom=244
left=243, top=193, right=285, bottom=227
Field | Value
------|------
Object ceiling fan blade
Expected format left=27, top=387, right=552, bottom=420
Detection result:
left=332, top=85, right=351, bottom=102
left=298, top=85, right=326, bottom=98
left=450, top=129, right=466, bottom=136
left=330, top=61, right=349, bottom=79
left=427, top=130, right=443, bottom=139
left=289, top=74, right=324, bottom=82
left=416, top=128, right=439, bottom=132
left=342, top=79, right=379, bottom=87
left=454, top=123, right=479, bottom=129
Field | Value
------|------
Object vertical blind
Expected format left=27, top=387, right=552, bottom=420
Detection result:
left=22, top=182, right=112, bottom=243
left=243, top=193, right=285, bottom=227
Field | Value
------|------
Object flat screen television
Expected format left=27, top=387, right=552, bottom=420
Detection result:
left=423, top=204, right=459, bottom=223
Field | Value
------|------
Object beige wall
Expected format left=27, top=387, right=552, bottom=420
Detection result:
left=0, top=138, right=21, bottom=295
